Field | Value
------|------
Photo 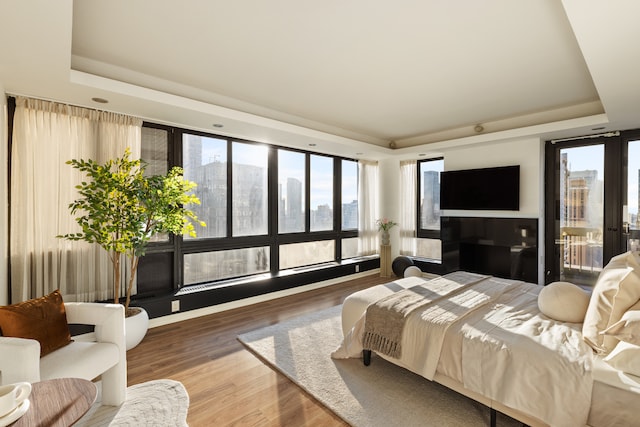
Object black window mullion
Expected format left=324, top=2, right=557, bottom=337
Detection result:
left=269, top=146, right=279, bottom=275
left=172, top=128, right=183, bottom=288
left=226, top=139, right=233, bottom=238
left=603, top=138, right=622, bottom=260
left=305, top=154, right=311, bottom=232
left=334, top=158, right=342, bottom=261
left=415, top=160, right=421, bottom=238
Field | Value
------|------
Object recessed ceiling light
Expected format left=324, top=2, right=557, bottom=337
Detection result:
left=418, top=153, right=426, bottom=157
left=91, top=97, right=108, bottom=104
left=213, top=123, right=224, bottom=128
left=355, top=152, right=363, bottom=155
left=309, top=143, right=317, bottom=147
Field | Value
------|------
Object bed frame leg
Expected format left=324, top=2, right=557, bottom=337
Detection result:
left=490, top=408, right=496, bottom=427
left=363, top=350, right=371, bottom=366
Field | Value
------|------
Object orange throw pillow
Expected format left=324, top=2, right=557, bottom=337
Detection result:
left=0, top=290, right=72, bottom=357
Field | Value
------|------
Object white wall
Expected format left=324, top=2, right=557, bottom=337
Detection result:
left=442, top=137, right=543, bottom=218
left=1, top=88, right=8, bottom=304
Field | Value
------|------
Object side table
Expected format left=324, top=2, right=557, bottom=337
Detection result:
left=380, top=244, right=391, bottom=277
left=11, top=378, right=97, bottom=427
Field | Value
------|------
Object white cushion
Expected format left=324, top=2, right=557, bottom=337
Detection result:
left=537, top=281, right=590, bottom=323
left=404, top=266, right=423, bottom=278
left=40, top=341, right=119, bottom=381
left=583, top=252, right=640, bottom=354
left=604, top=341, right=640, bottom=377
left=601, top=299, right=640, bottom=345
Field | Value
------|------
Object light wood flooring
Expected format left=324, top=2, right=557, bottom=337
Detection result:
left=126, top=273, right=392, bottom=426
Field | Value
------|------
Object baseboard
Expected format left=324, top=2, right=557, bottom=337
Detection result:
left=148, top=269, right=381, bottom=328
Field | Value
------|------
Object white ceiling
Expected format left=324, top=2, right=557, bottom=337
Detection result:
left=1, top=1, right=639, bottom=159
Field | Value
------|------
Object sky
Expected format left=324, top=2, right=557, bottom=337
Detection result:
left=563, top=142, right=640, bottom=216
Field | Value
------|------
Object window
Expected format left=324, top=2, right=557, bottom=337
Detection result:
left=139, top=124, right=362, bottom=294
left=141, top=126, right=169, bottom=176
left=182, top=133, right=227, bottom=239
left=416, top=158, right=444, bottom=261
left=232, top=142, right=268, bottom=237
left=627, top=140, right=640, bottom=231
left=341, top=237, right=359, bottom=259
left=184, top=247, right=270, bottom=284
left=278, top=149, right=305, bottom=233
left=279, top=241, right=335, bottom=270
left=142, top=126, right=171, bottom=243
left=419, top=159, right=443, bottom=233
left=341, top=160, right=358, bottom=230
left=310, top=155, right=333, bottom=231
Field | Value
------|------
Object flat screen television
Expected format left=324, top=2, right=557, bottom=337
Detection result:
left=440, top=165, right=519, bottom=210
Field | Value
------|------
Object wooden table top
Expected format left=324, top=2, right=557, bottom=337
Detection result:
left=11, top=378, right=97, bottom=427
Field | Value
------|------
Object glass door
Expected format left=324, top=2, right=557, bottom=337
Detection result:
left=556, top=144, right=605, bottom=286
left=546, top=133, right=629, bottom=287
left=626, top=139, right=640, bottom=249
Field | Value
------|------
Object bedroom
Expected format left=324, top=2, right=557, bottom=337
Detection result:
left=1, top=1, right=640, bottom=425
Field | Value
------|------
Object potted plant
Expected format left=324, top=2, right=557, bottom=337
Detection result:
left=59, top=148, right=204, bottom=349
left=376, top=218, right=398, bottom=246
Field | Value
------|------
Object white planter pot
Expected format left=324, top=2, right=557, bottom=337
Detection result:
left=125, top=307, right=149, bottom=351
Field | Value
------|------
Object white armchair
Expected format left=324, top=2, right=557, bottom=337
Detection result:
left=0, top=302, right=127, bottom=406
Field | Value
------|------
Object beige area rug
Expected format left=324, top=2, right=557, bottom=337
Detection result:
left=76, top=379, right=189, bottom=426
left=238, top=305, right=521, bottom=427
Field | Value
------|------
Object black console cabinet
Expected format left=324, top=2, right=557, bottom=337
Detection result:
left=441, top=216, right=538, bottom=284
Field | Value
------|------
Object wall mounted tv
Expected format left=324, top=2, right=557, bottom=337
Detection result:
left=440, top=165, right=520, bottom=210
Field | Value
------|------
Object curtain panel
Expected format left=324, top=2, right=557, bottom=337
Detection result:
left=10, top=97, right=142, bottom=303
left=357, top=160, right=379, bottom=256
left=399, top=160, right=417, bottom=256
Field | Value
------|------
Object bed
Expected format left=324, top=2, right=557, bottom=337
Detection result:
left=332, top=252, right=640, bottom=427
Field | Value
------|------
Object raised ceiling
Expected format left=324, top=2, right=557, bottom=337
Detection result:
left=1, top=1, right=639, bottom=159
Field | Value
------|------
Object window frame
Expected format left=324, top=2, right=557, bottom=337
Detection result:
left=416, top=157, right=444, bottom=240
left=140, top=123, right=360, bottom=289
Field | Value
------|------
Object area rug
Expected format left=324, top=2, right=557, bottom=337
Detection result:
left=75, top=379, right=189, bottom=426
left=238, top=305, right=521, bottom=427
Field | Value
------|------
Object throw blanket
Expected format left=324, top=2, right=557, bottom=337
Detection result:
left=362, top=272, right=488, bottom=358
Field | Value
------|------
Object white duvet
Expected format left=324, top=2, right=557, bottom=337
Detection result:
left=332, top=274, right=594, bottom=427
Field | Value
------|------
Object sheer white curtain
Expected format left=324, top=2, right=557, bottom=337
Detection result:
left=10, top=97, right=142, bottom=303
left=0, top=97, right=8, bottom=305
left=358, top=160, right=379, bottom=255
left=399, top=160, right=417, bottom=255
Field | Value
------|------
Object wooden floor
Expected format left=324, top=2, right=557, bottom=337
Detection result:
left=127, top=273, right=392, bottom=426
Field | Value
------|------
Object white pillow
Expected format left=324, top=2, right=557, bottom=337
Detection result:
left=601, top=299, right=640, bottom=345
left=404, top=266, right=423, bottom=278
left=604, top=340, right=640, bottom=377
left=582, top=252, right=640, bottom=354
left=537, top=281, right=590, bottom=323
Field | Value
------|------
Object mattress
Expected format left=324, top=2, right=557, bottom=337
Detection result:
left=339, top=275, right=640, bottom=427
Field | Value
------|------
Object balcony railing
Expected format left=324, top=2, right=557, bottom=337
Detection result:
left=557, top=226, right=603, bottom=285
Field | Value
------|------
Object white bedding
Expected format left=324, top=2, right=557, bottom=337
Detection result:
left=459, top=281, right=593, bottom=427
left=332, top=273, right=595, bottom=427
left=589, top=357, right=640, bottom=426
